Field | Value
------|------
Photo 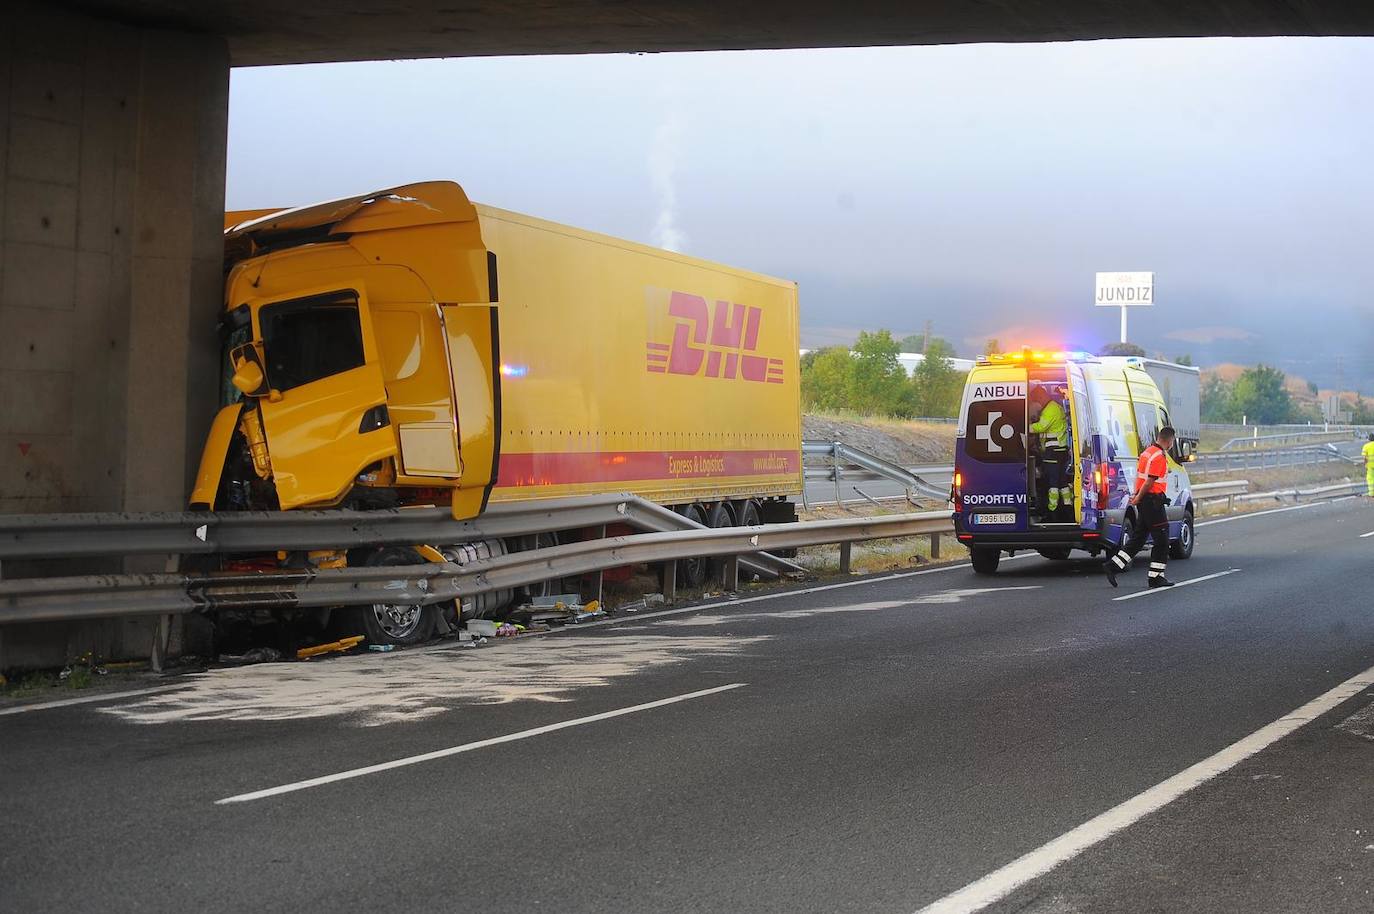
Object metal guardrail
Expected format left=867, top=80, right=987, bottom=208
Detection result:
left=1192, top=479, right=1250, bottom=512
left=802, top=440, right=950, bottom=506
left=0, top=494, right=803, bottom=582
left=1235, top=480, right=1367, bottom=504
left=0, top=512, right=952, bottom=625
left=1218, top=430, right=1356, bottom=450
left=1188, top=443, right=1357, bottom=476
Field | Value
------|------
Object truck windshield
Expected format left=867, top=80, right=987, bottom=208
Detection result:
left=218, top=306, right=252, bottom=408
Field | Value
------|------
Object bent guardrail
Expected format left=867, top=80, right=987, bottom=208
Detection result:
left=0, top=512, right=953, bottom=625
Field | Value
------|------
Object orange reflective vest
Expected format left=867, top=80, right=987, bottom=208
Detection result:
left=1136, top=444, right=1168, bottom=494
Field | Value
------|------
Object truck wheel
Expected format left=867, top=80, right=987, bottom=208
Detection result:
left=676, top=504, right=710, bottom=590
left=737, top=500, right=762, bottom=528
left=706, top=502, right=734, bottom=583
left=970, top=547, right=1000, bottom=575
left=1170, top=511, right=1195, bottom=560
left=1037, top=547, right=1072, bottom=561
left=346, top=547, right=436, bottom=646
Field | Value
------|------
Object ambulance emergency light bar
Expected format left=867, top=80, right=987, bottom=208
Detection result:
left=977, top=347, right=1095, bottom=365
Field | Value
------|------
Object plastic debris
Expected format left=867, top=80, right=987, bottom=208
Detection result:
left=218, top=646, right=283, bottom=666
left=465, top=619, right=499, bottom=638
left=367, top=644, right=396, bottom=653
left=296, top=635, right=364, bottom=660
left=495, top=622, right=519, bottom=637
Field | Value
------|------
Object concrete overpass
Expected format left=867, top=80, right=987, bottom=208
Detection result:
left=0, top=0, right=1369, bottom=659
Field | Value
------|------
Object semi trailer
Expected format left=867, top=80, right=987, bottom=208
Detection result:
left=192, top=181, right=802, bottom=644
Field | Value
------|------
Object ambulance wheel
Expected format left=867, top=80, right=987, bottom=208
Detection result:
left=970, top=547, right=1001, bottom=575
left=346, top=546, right=436, bottom=646
left=1037, top=547, right=1072, bottom=561
left=1170, top=511, right=1195, bottom=560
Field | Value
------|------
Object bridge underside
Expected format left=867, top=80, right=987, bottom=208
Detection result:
left=1, top=0, right=1371, bottom=666
left=61, top=1, right=1374, bottom=66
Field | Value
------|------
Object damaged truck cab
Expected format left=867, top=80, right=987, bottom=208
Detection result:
left=191, top=182, right=501, bottom=520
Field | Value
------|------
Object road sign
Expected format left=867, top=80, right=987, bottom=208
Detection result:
left=1094, top=271, right=1154, bottom=307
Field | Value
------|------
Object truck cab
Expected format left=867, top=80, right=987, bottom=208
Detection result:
left=952, top=350, right=1196, bottom=573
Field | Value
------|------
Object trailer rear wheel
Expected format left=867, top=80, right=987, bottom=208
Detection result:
left=675, top=504, right=711, bottom=590
left=970, top=547, right=1001, bottom=575
left=706, top=502, right=735, bottom=583
left=346, top=546, right=436, bottom=646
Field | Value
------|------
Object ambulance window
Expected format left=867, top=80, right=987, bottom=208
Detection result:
left=259, top=291, right=365, bottom=392
left=1161, top=408, right=1182, bottom=460
left=1073, top=386, right=1092, bottom=459
left=1133, top=402, right=1160, bottom=445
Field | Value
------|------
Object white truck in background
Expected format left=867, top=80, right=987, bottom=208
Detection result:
left=1136, top=358, right=1201, bottom=453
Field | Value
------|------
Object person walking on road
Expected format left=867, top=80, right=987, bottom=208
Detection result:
left=1105, top=426, right=1177, bottom=589
left=1364, top=433, right=1374, bottom=497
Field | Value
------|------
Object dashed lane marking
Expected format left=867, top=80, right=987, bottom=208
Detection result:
left=215, top=682, right=746, bottom=804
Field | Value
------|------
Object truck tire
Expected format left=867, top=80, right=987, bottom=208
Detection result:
left=706, top=501, right=735, bottom=583
left=345, top=546, right=436, bottom=646
left=970, top=547, right=1000, bottom=575
left=676, top=504, right=710, bottom=590
left=737, top=500, right=762, bottom=528
left=1170, top=510, right=1195, bottom=560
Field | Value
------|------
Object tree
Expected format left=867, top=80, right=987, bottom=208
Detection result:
left=1174, top=354, right=1193, bottom=367
left=1201, top=375, right=1236, bottom=423
left=850, top=330, right=913, bottom=416
left=1231, top=364, right=1291, bottom=425
left=1099, top=342, right=1147, bottom=357
left=800, top=347, right=854, bottom=412
left=911, top=338, right=966, bottom=418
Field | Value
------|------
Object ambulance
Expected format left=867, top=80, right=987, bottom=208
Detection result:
left=952, top=350, right=1198, bottom=574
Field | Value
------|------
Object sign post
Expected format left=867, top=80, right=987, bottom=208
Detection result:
left=1094, top=271, right=1154, bottom=343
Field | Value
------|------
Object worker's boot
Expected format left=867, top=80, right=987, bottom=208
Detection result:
left=1104, top=557, right=1120, bottom=588
left=1148, top=575, right=1175, bottom=589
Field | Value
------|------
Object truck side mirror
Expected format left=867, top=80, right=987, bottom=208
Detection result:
left=230, top=342, right=271, bottom=398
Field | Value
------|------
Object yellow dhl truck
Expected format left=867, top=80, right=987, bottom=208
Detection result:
left=192, top=181, right=802, bottom=644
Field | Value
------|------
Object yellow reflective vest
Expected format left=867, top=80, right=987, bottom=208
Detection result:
left=1363, top=440, right=1374, bottom=467
left=1030, top=400, right=1068, bottom=449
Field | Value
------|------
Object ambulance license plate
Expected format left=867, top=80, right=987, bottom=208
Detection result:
left=974, top=512, right=1016, bottom=525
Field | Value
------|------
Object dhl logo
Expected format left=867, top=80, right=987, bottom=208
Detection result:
left=646, top=290, right=784, bottom=384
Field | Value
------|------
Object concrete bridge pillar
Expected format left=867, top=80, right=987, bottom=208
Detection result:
left=0, top=3, right=228, bottom=666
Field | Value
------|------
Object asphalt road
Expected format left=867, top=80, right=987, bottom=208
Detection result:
left=3, top=498, right=1374, bottom=913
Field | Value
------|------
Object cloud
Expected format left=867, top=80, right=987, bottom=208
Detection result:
left=1164, top=325, right=1258, bottom=344
left=649, top=115, right=687, bottom=252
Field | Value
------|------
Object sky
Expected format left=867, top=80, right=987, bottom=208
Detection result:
left=228, top=38, right=1374, bottom=391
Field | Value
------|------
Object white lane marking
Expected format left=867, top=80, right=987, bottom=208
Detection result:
left=1196, top=501, right=1326, bottom=527
left=1360, top=530, right=1374, bottom=538
left=914, top=661, right=1374, bottom=914
left=489, top=552, right=1033, bottom=637
left=216, top=682, right=746, bottom=804
left=0, top=685, right=183, bottom=718
left=1111, top=568, right=1240, bottom=602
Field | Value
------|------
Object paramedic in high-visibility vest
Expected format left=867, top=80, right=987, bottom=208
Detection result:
left=1104, top=426, right=1177, bottom=589
left=1028, top=386, right=1072, bottom=520
left=1364, top=433, right=1374, bottom=497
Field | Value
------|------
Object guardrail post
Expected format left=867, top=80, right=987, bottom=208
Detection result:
left=1227, top=493, right=1235, bottom=513
left=839, top=541, right=852, bottom=574
left=833, top=442, right=843, bottom=506
left=929, top=532, right=941, bottom=559
left=722, top=554, right=740, bottom=592
left=662, top=560, right=677, bottom=604
left=585, top=525, right=606, bottom=605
